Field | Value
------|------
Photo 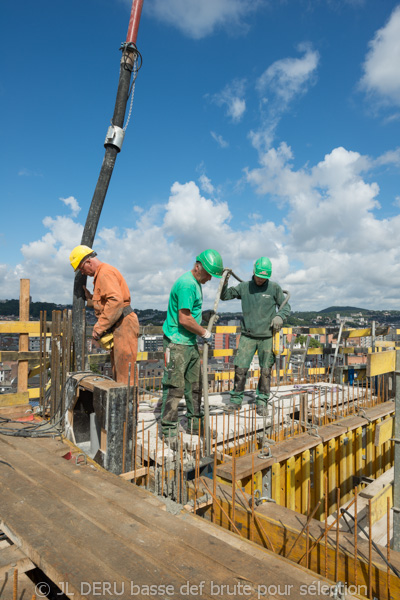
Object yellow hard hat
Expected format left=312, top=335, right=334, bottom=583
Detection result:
left=69, top=245, right=94, bottom=271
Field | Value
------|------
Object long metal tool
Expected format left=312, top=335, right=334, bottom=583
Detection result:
left=203, top=269, right=233, bottom=456
left=72, top=0, right=144, bottom=368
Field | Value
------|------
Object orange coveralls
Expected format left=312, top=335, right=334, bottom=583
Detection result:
left=92, top=263, right=139, bottom=384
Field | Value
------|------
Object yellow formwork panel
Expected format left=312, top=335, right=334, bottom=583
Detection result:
left=367, top=350, right=396, bottom=377
left=327, top=438, right=337, bottom=515
left=215, top=326, right=240, bottom=333
left=294, top=454, right=302, bottom=513
left=301, top=449, right=310, bottom=515
left=213, top=349, right=234, bottom=357
left=374, top=417, right=394, bottom=446
left=339, top=434, right=347, bottom=501
left=314, top=444, right=324, bottom=520
left=271, top=463, right=281, bottom=505
left=136, top=352, right=149, bottom=361
left=308, top=368, right=326, bottom=375
left=0, top=392, right=30, bottom=406
left=345, top=328, right=372, bottom=338
left=309, top=328, right=326, bottom=334
left=355, top=426, right=363, bottom=480
left=28, top=388, right=40, bottom=399
left=307, top=348, right=323, bottom=355
left=374, top=418, right=383, bottom=479
left=366, top=422, right=374, bottom=477
left=286, top=456, right=296, bottom=511
left=213, top=371, right=235, bottom=381
left=0, top=321, right=41, bottom=334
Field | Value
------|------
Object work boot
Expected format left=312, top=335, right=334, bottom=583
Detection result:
left=258, top=367, right=271, bottom=397
left=223, top=402, right=242, bottom=413
left=165, top=436, right=179, bottom=451
left=256, top=403, right=269, bottom=417
left=186, top=421, right=216, bottom=439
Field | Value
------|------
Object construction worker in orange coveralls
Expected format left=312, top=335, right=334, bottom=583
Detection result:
left=70, top=245, right=139, bottom=384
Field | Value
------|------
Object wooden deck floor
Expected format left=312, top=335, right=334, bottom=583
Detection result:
left=0, top=431, right=361, bottom=600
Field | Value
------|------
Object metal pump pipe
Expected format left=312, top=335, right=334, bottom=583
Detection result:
left=203, top=269, right=242, bottom=456
left=72, top=0, right=144, bottom=369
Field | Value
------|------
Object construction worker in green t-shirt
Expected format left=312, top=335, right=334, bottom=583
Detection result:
left=221, top=257, right=291, bottom=416
left=161, top=249, right=224, bottom=448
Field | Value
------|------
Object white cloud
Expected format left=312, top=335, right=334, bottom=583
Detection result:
left=211, top=79, right=247, bottom=123
left=60, top=196, right=81, bottom=217
left=18, top=168, right=42, bottom=177
left=211, top=131, right=229, bottom=148
left=145, top=0, right=262, bottom=39
left=256, top=43, right=319, bottom=103
left=360, top=5, right=400, bottom=106
left=246, top=143, right=400, bottom=309
left=251, top=44, right=319, bottom=151
left=198, top=174, right=215, bottom=195
left=4, top=142, right=400, bottom=311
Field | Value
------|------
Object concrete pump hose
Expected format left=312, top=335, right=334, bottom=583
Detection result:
left=203, top=268, right=232, bottom=456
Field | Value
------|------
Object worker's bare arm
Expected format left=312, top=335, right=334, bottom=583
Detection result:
left=179, top=309, right=207, bottom=337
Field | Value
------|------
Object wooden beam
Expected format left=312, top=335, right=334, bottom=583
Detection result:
left=0, top=545, right=35, bottom=578
left=119, top=467, right=147, bottom=480
left=0, top=321, right=41, bottom=334
left=0, top=351, right=42, bottom=361
left=367, top=350, right=396, bottom=377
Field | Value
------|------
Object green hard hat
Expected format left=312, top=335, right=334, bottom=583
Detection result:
left=196, top=249, right=224, bottom=278
left=254, top=256, right=272, bottom=279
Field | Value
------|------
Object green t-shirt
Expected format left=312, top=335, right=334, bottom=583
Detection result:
left=163, top=271, right=203, bottom=345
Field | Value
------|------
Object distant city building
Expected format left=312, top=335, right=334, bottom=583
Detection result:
left=138, top=335, right=163, bottom=353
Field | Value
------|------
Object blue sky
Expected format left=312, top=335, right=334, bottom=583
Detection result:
left=2, top=0, right=400, bottom=311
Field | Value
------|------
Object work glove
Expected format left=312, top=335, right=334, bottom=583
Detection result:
left=201, top=329, right=214, bottom=344
left=202, top=309, right=216, bottom=325
left=271, top=315, right=283, bottom=331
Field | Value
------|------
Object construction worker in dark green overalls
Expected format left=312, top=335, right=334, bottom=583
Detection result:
left=221, top=257, right=291, bottom=416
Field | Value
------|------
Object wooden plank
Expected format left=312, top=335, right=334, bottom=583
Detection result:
left=0, top=321, right=41, bottom=334
left=374, top=417, right=394, bottom=446
left=359, top=467, right=394, bottom=499
left=0, top=351, right=42, bottom=361
left=0, top=405, right=32, bottom=419
left=0, top=545, right=34, bottom=578
left=0, top=393, right=29, bottom=407
left=367, top=350, right=396, bottom=377
left=0, top=439, right=264, bottom=600
left=119, top=467, right=147, bottom=480
left=0, top=435, right=348, bottom=600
